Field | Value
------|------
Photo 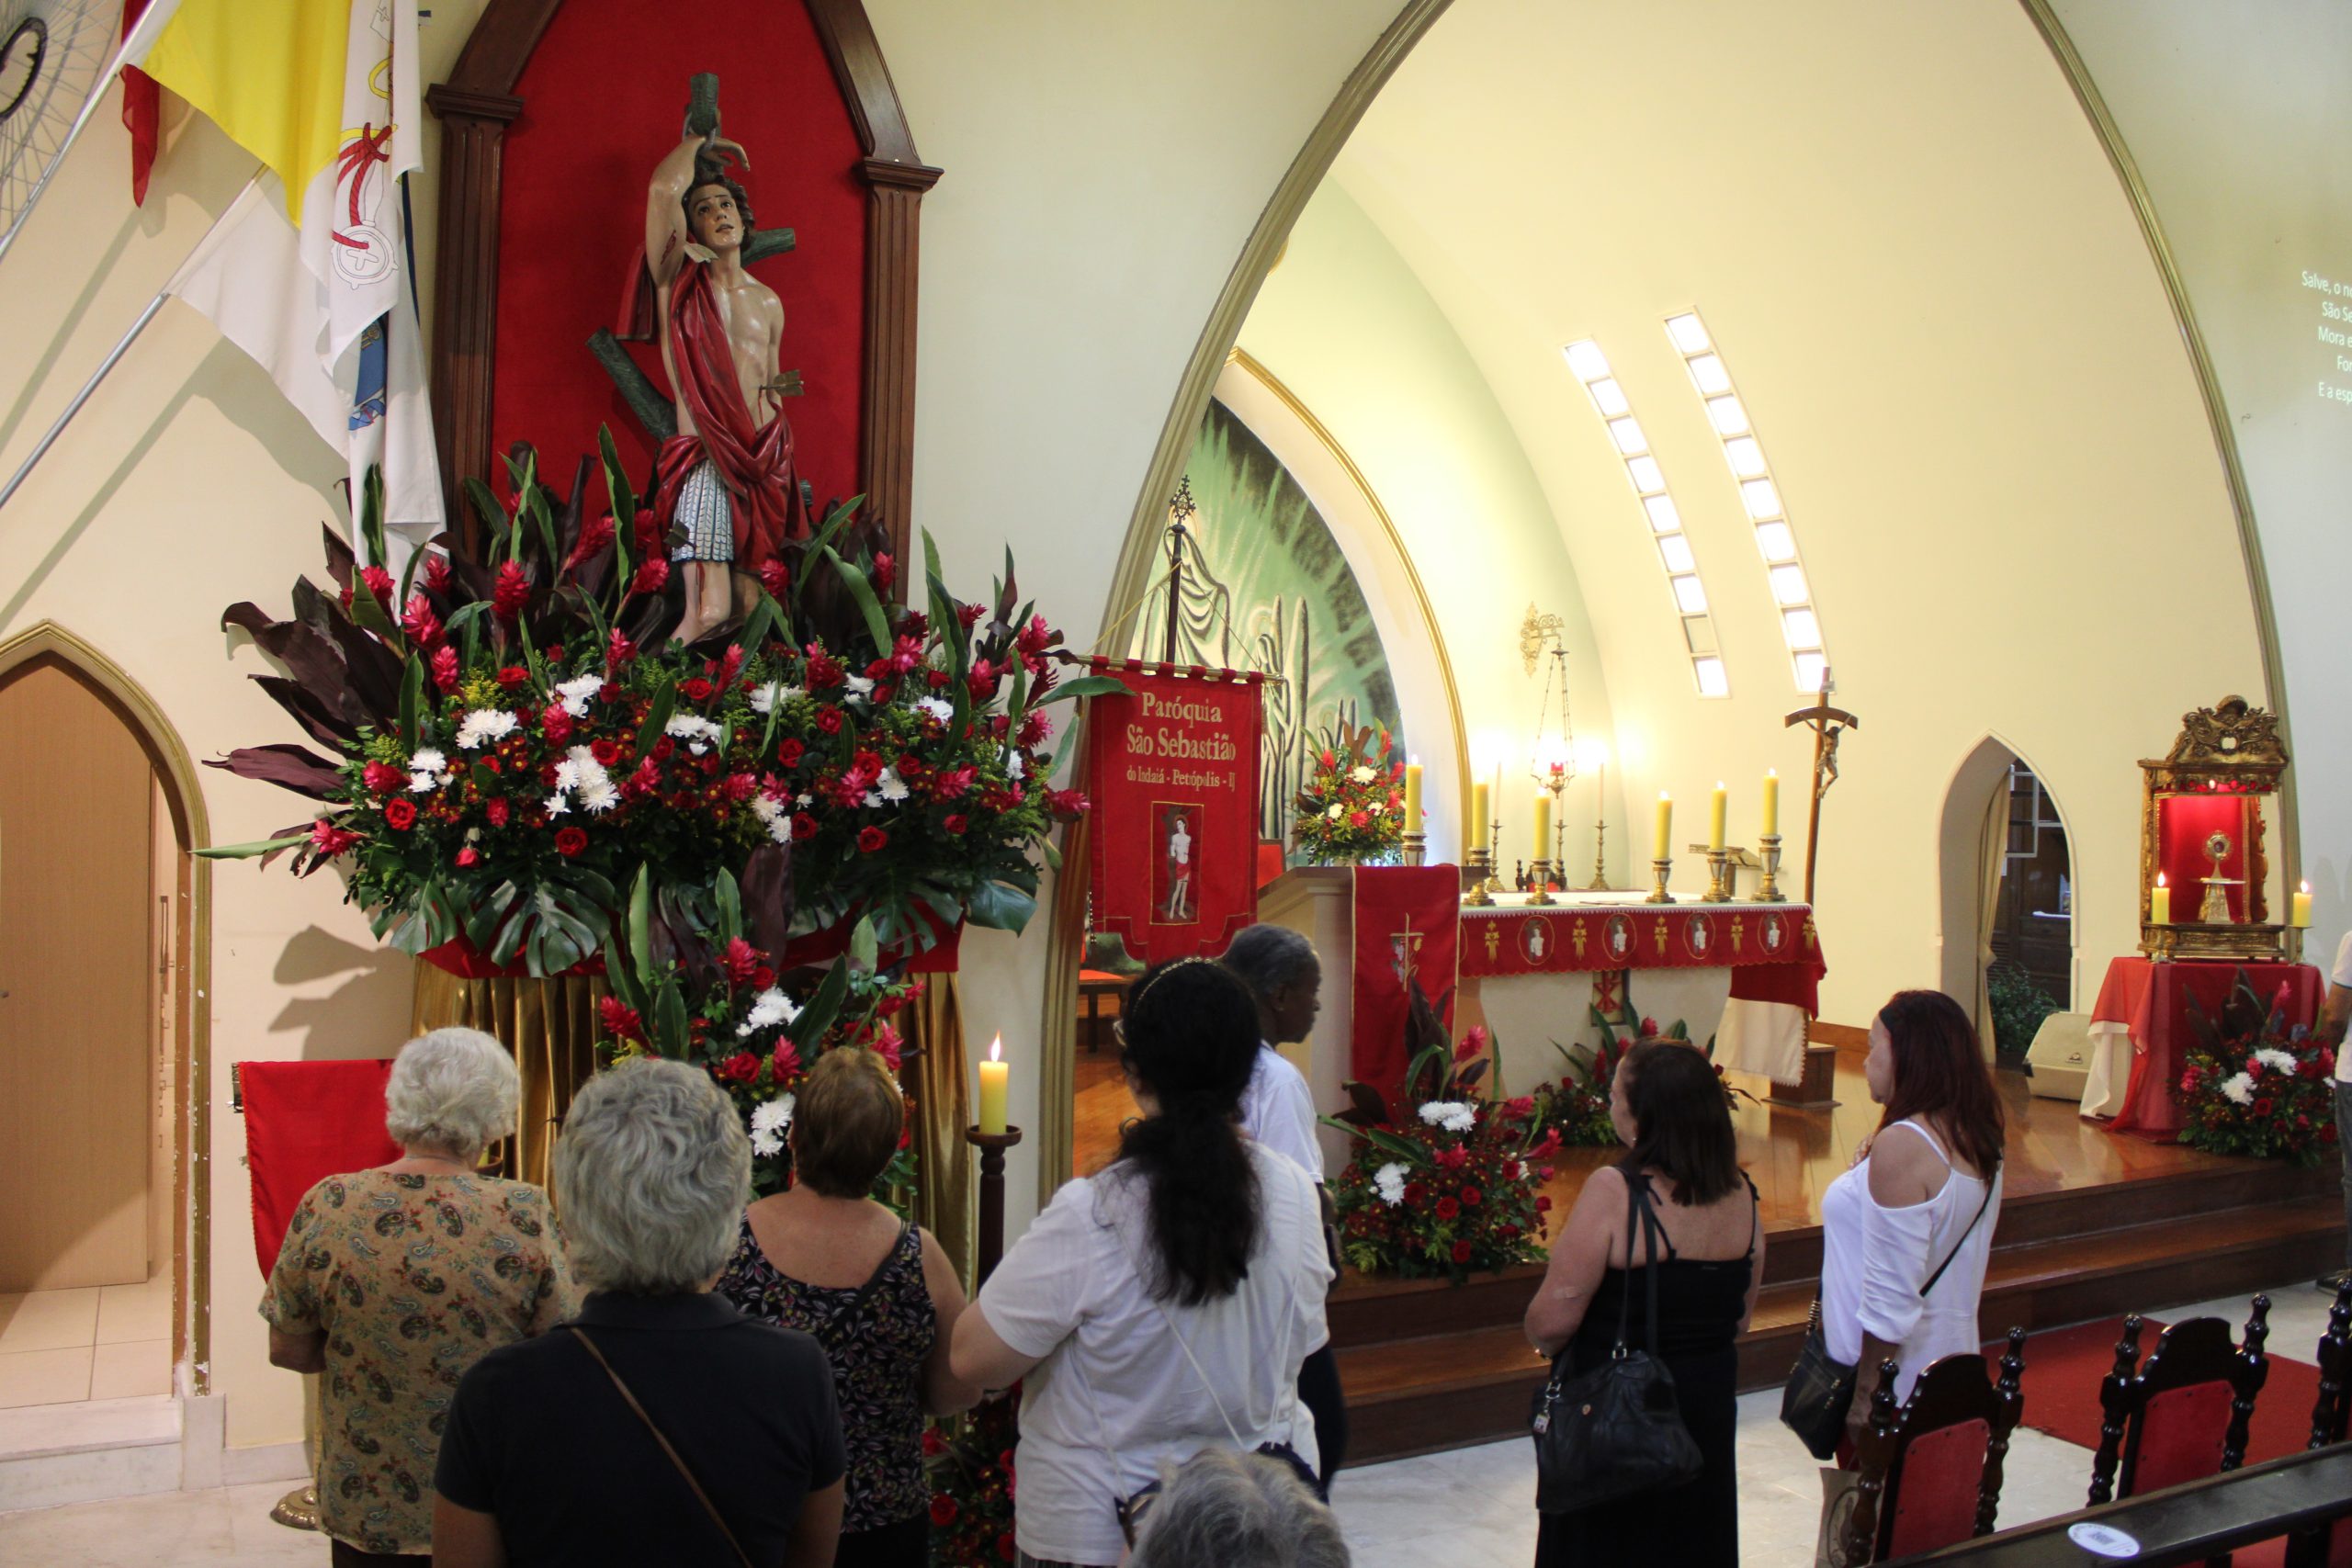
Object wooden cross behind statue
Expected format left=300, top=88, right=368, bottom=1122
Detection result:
left=1783, top=668, right=1860, bottom=906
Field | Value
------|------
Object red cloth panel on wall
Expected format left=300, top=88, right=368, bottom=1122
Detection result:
left=2156, top=793, right=2269, bottom=924
left=1351, top=866, right=1463, bottom=1098
left=492, top=1, right=866, bottom=511
left=242, top=1059, right=402, bottom=1279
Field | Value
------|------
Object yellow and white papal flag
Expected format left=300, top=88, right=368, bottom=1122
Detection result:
left=142, top=0, right=442, bottom=556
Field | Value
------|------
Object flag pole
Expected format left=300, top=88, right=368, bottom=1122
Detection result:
left=0, top=293, right=169, bottom=515
left=0, top=0, right=186, bottom=274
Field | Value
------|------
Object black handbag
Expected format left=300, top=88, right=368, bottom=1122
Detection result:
left=1779, top=1172, right=1997, bottom=1460
left=1530, top=1174, right=1703, bottom=1514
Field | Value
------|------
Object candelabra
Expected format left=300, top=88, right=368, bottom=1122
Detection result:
left=1754, top=833, right=1786, bottom=903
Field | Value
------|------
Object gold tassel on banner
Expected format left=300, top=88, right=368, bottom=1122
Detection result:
left=907, top=974, right=973, bottom=1281
left=410, top=965, right=605, bottom=1189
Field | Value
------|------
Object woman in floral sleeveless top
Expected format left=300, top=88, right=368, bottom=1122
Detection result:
left=718, top=1047, right=980, bottom=1568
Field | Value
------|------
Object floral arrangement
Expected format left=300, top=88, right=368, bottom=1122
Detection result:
left=591, top=867, right=922, bottom=1198
left=1289, top=721, right=1405, bottom=865
left=923, top=1393, right=1019, bottom=1566
left=203, top=446, right=1118, bottom=974
left=1322, top=983, right=1557, bottom=1281
left=2177, top=970, right=2339, bottom=1168
left=1538, top=998, right=1750, bottom=1148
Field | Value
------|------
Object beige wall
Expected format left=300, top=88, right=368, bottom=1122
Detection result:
left=1320, top=0, right=2267, bottom=1024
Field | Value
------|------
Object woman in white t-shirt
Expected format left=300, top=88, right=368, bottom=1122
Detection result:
left=951, top=957, right=1332, bottom=1568
left=1818, top=990, right=2006, bottom=1441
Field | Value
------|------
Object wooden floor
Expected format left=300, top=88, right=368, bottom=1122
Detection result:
left=1073, top=1044, right=1135, bottom=1179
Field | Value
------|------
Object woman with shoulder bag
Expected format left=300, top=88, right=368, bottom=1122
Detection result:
left=1523, top=1039, right=1762, bottom=1568
left=949, top=957, right=1333, bottom=1568
left=1788, top=990, right=2004, bottom=1565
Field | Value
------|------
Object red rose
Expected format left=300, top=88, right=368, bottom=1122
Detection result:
left=929, top=1495, right=958, bottom=1528
left=363, top=761, right=405, bottom=795
left=2255, top=1097, right=2274, bottom=1116
left=752, top=964, right=775, bottom=990
left=1462, top=1185, right=1483, bottom=1206
left=791, top=813, right=818, bottom=840
left=815, top=707, right=843, bottom=736
left=943, top=814, right=968, bottom=836
left=719, top=1053, right=760, bottom=1085
left=486, top=797, right=511, bottom=828
left=858, top=826, right=889, bottom=854
left=495, top=664, right=529, bottom=690
left=1535, top=1195, right=1554, bottom=1213
left=1435, top=1197, right=1461, bottom=1221
left=1403, top=1181, right=1428, bottom=1208
left=920, top=1427, right=946, bottom=1458
left=554, top=826, right=587, bottom=857
left=455, top=846, right=481, bottom=867
left=383, top=797, right=418, bottom=830
left=591, top=738, right=625, bottom=767
left=1451, top=1240, right=1475, bottom=1264
left=776, top=739, right=805, bottom=768
left=683, top=677, right=715, bottom=704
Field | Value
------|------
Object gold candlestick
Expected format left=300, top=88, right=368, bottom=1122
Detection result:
left=1462, top=847, right=1495, bottom=906
left=1702, top=849, right=1732, bottom=903
left=1485, top=818, right=1506, bottom=896
left=1647, top=856, right=1673, bottom=905
left=1528, top=859, right=1557, bottom=906
left=1403, top=829, right=1426, bottom=867
left=1754, top=833, right=1786, bottom=902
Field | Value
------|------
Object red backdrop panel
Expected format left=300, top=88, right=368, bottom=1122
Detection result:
left=2156, top=793, right=2269, bottom=924
left=242, top=1059, right=402, bottom=1279
left=491, top=1, right=867, bottom=510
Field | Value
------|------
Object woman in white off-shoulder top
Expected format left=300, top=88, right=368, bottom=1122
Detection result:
left=1819, top=989, right=2006, bottom=1447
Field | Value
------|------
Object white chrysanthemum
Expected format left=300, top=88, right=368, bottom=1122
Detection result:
left=749, top=795, right=792, bottom=842
left=1418, top=1100, right=1476, bottom=1134
left=579, top=782, right=620, bottom=815
left=748, top=682, right=806, bottom=715
left=1004, top=749, right=1025, bottom=780
left=409, top=748, right=447, bottom=773
left=2221, top=1072, right=2256, bottom=1106
left=1351, top=764, right=1376, bottom=784
left=552, top=760, right=582, bottom=792
left=544, top=793, right=571, bottom=818
left=749, top=1094, right=797, bottom=1157
left=844, top=674, right=876, bottom=702
left=456, top=709, right=519, bottom=750
left=2254, top=1048, right=2299, bottom=1076
left=1373, top=1162, right=1408, bottom=1208
left=916, top=696, right=955, bottom=724
left=409, top=772, right=438, bottom=795
left=1326, top=803, right=1343, bottom=821
left=665, top=714, right=724, bottom=755
left=877, top=768, right=910, bottom=804
left=745, top=987, right=799, bottom=1032
left=796, top=792, right=814, bottom=807
left=554, top=674, right=604, bottom=717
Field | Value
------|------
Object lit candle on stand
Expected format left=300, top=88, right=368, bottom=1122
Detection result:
left=1404, top=756, right=1423, bottom=826
left=1470, top=777, right=1489, bottom=854
left=2293, top=880, right=2312, bottom=928
left=1533, top=790, right=1553, bottom=863
left=1761, top=769, right=1779, bottom=837
left=2150, top=874, right=2170, bottom=927
left=1654, top=793, right=1673, bottom=861
left=978, top=1034, right=1010, bottom=1134
left=1709, top=782, right=1727, bottom=852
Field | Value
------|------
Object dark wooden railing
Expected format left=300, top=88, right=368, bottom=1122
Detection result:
left=1897, top=1444, right=2352, bottom=1565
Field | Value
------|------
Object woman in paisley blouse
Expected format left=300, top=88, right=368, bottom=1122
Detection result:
left=260, top=1027, right=577, bottom=1567
left=718, top=1045, right=981, bottom=1568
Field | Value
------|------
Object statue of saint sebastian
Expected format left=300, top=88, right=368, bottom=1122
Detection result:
left=642, top=128, right=809, bottom=644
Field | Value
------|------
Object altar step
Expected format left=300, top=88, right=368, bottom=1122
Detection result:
left=1329, top=1161, right=2340, bottom=1468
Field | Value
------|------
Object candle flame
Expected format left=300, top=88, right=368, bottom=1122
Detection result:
left=1715, top=780, right=1725, bottom=790
left=2156, top=873, right=2167, bottom=888
left=1767, top=768, right=1777, bottom=778
left=2301, top=879, right=2312, bottom=895
left=989, top=1034, right=1002, bottom=1065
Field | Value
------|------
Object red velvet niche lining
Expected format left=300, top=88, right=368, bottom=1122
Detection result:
left=2157, top=794, right=2269, bottom=924
left=1884, top=1416, right=1990, bottom=1559
left=2131, top=1380, right=2233, bottom=1495
left=491, top=0, right=867, bottom=512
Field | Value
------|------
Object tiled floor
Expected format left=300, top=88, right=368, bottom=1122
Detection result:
left=0, top=1275, right=2335, bottom=1565
left=0, top=1276, right=173, bottom=1408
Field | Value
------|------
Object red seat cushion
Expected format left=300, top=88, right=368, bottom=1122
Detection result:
left=2130, top=1381, right=2233, bottom=1495
left=1884, top=1417, right=1991, bottom=1558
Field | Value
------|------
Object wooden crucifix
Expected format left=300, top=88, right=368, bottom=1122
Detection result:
left=1784, top=668, right=1860, bottom=906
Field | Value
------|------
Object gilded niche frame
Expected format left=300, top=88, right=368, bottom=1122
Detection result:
left=2138, top=695, right=2292, bottom=962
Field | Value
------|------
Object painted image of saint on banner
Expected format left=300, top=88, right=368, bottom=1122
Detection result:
left=1153, top=803, right=1204, bottom=924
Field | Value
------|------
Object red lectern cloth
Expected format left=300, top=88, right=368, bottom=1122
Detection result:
left=1351, top=866, right=1464, bottom=1098
left=1084, top=660, right=1267, bottom=964
left=242, top=1059, right=402, bottom=1279
left=2092, top=957, right=2324, bottom=1139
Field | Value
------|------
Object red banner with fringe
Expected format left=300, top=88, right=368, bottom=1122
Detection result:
left=1084, top=659, right=1266, bottom=964
left=1351, top=865, right=1464, bottom=1097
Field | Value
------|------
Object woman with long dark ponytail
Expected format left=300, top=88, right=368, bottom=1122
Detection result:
left=951, top=958, right=1333, bottom=1568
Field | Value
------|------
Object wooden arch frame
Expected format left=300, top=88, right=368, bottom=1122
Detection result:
left=426, top=0, right=941, bottom=561
left=0, top=620, right=214, bottom=1393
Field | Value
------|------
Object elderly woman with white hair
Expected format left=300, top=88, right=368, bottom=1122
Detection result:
left=1127, top=1450, right=1351, bottom=1568
left=434, top=1056, right=847, bottom=1568
left=259, top=1028, right=578, bottom=1567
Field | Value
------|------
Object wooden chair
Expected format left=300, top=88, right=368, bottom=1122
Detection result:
left=1839, top=1329, right=2029, bottom=1565
left=2245, top=1280, right=2352, bottom=1568
left=2087, top=1295, right=2272, bottom=1507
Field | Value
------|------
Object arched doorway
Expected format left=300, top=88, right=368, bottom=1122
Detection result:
left=0, top=625, right=207, bottom=1403
left=1939, top=737, right=2075, bottom=1063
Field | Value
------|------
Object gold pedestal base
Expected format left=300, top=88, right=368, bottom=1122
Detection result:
left=1646, top=857, right=1673, bottom=904
left=1526, top=858, right=1556, bottom=906
left=1754, top=834, right=1787, bottom=902
left=1702, top=849, right=1731, bottom=903
left=270, top=1483, right=320, bottom=1531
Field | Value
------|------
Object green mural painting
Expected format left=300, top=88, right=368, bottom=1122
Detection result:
left=1133, top=398, right=1405, bottom=847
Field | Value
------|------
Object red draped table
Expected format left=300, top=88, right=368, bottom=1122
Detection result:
left=2085, top=956, right=2324, bottom=1139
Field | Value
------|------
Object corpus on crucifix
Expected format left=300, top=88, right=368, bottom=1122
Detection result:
left=1783, top=668, right=1860, bottom=906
